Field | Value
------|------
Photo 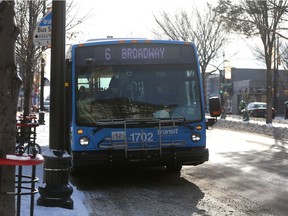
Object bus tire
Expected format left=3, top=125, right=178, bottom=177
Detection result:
left=166, top=164, right=182, bottom=173
left=69, top=166, right=81, bottom=176
left=69, top=153, right=81, bottom=176
left=69, top=160, right=82, bottom=176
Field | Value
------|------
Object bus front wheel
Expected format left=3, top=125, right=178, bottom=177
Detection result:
left=166, top=164, right=182, bottom=173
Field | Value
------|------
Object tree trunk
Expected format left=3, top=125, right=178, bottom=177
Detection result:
left=23, top=1, right=37, bottom=116
left=0, top=1, right=21, bottom=215
left=23, top=67, right=34, bottom=116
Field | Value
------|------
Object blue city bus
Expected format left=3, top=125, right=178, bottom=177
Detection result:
left=66, top=38, right=220, bottom=174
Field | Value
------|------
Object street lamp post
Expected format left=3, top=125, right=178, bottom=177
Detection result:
left=37, top=0, right=73, bottom=209
left=220, top=52, right=226, bottom=118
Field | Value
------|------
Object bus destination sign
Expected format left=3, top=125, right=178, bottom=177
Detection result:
left=75, top=43, right=195, bottom=66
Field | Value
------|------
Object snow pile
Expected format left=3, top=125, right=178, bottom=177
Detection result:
left=214, top=117, right=288, bottom=139
left=19, top=113, right=89, bottom=216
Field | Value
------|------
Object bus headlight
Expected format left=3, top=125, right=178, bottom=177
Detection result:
left=191, top=132, right=201, bottom=142
left=79, top=136, right=90, bottom=146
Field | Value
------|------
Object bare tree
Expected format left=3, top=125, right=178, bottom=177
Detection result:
left=153, top=4, right=228, bottom=105
left=66, top=0, right=94, bottom=41
left=214, top=0, right=288, bottom=124
left=15, top=0, right=93, bottom=116
left=15, top=0, right=43, bottom=116
left=0, top=1, right=21, bottom=215
left=153, top=9, right=194, bottom=41
left=193, top=5, right=228, bottom=85
left=281, top=43, right=288, bottom=69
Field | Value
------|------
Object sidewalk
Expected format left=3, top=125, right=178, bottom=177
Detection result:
left=20, top=112, right=89, bottom=216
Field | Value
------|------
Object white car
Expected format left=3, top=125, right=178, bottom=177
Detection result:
left=43, top=100, right=50, bottom=112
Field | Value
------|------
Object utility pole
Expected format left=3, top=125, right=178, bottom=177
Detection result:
left=37, top=0, right=73, bottom=209
left=220, top=52, right=226, bottom=119
left=38, top=51, right=45, bottom=124
left=38, top=1, right=46, bottom=125
left=273, top=36, right=279, bottom=113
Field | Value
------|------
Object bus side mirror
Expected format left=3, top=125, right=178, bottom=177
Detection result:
left=206, top=97, right=221, bottom=129
left=209, top=97, right=221, bottom=117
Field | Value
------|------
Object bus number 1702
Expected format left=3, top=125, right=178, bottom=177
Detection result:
left=130, top=132, right=153, bottom=143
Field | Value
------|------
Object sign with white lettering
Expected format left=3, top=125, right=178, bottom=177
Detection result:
left=75, top=43, right=196, bottom=66
left=33, top=11, right=52, bottom=47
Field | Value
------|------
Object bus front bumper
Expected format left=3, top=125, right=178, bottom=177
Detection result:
left=71, top=147, right=209, bottom=168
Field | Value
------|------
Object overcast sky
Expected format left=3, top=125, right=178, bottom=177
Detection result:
left=69, top=0, right=217, bottom=41
left=68, top=0, right=267, bottom=69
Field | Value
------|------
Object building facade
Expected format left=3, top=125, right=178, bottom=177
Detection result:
left=206, top=68, right=288, bottom=115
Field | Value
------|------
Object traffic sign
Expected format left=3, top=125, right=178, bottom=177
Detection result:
left=33, top=11, right=52, bottom=47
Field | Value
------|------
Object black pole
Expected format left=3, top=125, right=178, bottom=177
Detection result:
left=38, top=54, right=45, bottom=124
left=37, top=0, right=73, bottom=209
left=49, top=2, right=65, bottom=150
left=38, top=2, right=46, bottom=125
left=274, top=36, right=279, bottom=113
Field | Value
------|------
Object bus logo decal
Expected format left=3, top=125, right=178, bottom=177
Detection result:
left=158, top=128, right=179, bottom=136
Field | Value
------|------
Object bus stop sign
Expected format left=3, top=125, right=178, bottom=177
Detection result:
left=33, top=11, right=52, bottom=47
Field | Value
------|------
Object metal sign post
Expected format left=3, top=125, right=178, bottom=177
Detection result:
left=33, top=11, right=52, bottom=124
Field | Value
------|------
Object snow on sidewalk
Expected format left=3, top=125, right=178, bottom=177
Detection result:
left=20, top=113, right=89, bottom=216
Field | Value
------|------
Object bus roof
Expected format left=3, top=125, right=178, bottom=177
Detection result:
left=66, top=38, right=194, bottom=60
left=79, top=38, right=193, bottom=47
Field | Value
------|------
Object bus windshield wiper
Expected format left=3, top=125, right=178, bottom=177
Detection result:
left=95, top=119, right=127, bottom=126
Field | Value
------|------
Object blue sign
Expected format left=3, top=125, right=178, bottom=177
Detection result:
left=39, top=12, right=52, bottom=27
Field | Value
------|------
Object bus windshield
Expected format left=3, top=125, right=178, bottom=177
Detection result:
left=74, top=43, right=203, bottom=125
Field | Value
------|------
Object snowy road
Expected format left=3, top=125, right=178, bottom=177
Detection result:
left=20, top=113, right=288, bottom=215
left=71, top=128, right=288, bottom=216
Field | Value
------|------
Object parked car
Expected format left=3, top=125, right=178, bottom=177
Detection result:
left=247, top=102, right=276, bottom=118
left=43, top=100, right=50, bottom=112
